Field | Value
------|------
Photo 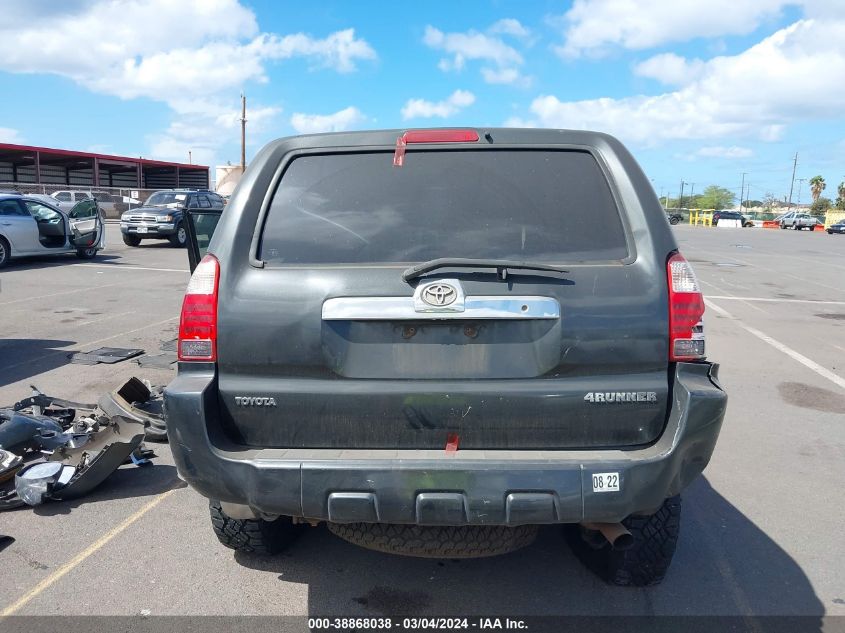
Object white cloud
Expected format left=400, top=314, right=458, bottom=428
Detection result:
left=481, top=67, right=532, bottom=87
left=695, top=146, right=754, bottom=158
left=489, top=18, right=531, bottom=39
left=553, top=0, right=796, bottom=58
left=424, top=24, right=529, bottom=85
left=260, top=29, right=377, bottom=73
left=150, top=101, right=281, bottom=164
left=290, top=107, right=367, bottom=134
left=512, top=19, right=845, bottom=146
left=633, top=53, right=705, bottom=86
left=0, top=0, right=376, bottom=163
left=0, top=127, right=23, bottom=144
left=401, top=90, right=476, bottom=120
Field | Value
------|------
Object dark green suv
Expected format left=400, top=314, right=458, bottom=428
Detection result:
left=120, top=189, right=224, bottom=247
left=166, top=128, right=727, bottom=586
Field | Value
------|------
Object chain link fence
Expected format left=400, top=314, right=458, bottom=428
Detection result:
left=0, top=183, right=166, bottom=218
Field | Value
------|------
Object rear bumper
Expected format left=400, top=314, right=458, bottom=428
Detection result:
left=165, top=362, right=726, bottom=524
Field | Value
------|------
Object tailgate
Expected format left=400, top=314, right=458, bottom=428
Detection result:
left=215, top=145, right=670, bottom=450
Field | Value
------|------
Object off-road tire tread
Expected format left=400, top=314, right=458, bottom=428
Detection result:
left=209, top=501, right=300, bottom=555
left=327, top=522, right=538, bottom=559
left=565, top=495, right=681, bottom=586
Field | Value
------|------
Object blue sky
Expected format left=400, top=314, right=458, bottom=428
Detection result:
left=1, top=0, right=844, bottom=203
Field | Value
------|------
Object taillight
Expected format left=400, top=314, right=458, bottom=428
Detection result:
left=667, top=252, right=705, bottom=361
left=178, top=254, right=219, bottom=361
left=402, top=129, right=479, bottom=143
left=394, top=129, right=480, bottom=166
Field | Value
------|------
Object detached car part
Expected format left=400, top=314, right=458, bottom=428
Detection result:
left=0, top=448, right=23, bottom=483
left=0, top=410, right=65, bottom=454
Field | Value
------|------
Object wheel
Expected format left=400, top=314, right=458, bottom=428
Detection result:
left=565, top=496, right=681, bottom=586
left=169, top=224, right=188, bottom=247
left=327, top=522, right=538, bottom=559
left=828, top=230, right=833, bottom=234
left=780, top=223, right=786, bottom=229
left=209, top=500, right=301, bottom=554
left=75, top=247, right=98, bottom=259
left=122, top=234, right=141, bottom=247
left=669, top=216, right=680, bottom=225
left=0, top=236, right=9, bottom=269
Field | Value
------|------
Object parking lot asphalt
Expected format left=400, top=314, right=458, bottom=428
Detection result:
left=0, top=224, right=843, bottom=619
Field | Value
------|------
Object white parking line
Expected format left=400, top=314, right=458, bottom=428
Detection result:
left=71, top=264, right=188, bottom=273
left=0, top=281, right=127, bottom=306
left=707, top=295, right=845, bottom=306
left=705, top=299, right=845, bottom=391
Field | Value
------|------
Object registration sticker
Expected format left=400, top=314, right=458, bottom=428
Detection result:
left=592, top=472, right=620, bottom=493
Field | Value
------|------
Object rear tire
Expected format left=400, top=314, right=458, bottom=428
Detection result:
left=0, top=236, right=9, bottom=269
left=75, top=247, right=97, bottom=259
left=327, top=522, right=538, bottom=559
left=565, top=496, right=681, bottom=586
left=169, top=224, right=187, bottom=248
left=209, top=500, right=301, bottom=555
left=122, top=234, right=141, bottom=247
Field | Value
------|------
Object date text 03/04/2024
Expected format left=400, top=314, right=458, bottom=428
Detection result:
left=308, top=617, right=528, bottom=630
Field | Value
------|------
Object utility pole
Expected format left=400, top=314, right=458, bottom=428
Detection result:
left=188, top=150, right=192, bottom=165
left=796, top=178, right=805, bottom=206
left=659, top=186, right=664, bottom=208
left=240, top=93, right=247, bottom=172
left=739, top=172, right=747, bottom=211
left=786, top=152, right=798, bottom=208
left=689, top=183, right=695, bottom=208
left=678, top=180, right=686, bottom=210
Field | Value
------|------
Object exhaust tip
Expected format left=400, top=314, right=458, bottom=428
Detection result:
left=611, top=532, right=634, bottom=551
left=582, top=522, right=634, bottom=551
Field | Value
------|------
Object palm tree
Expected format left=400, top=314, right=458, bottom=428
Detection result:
left=809, top=175, right=826, bottom=202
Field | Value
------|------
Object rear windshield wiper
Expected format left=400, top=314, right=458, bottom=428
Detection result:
left=402, top=258, right=569, bottom=282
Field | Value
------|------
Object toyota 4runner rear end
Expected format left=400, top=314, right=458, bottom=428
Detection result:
left=165, top=128, right=727, bottom=585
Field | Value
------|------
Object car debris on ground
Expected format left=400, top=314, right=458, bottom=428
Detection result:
left=0, top=377, right=168, bottom=511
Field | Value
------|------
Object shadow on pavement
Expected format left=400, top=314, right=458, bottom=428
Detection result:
left=29, top=464, right=186, bottom=516
left=0, top=338, right=76, bottom=389
left=232, top=477, right=823, bottom=624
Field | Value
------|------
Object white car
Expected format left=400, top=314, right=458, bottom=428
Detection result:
left=0, top=194, right=106, bottom=268
left=51, top=190, right=116, bottom=217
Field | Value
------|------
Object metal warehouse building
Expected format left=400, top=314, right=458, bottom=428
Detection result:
left=0, top=142, right=209, bottom=191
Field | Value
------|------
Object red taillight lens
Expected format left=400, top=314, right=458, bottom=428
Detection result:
left=178, top=254, right=219, bottom=361
left=667, top=252, right=705, bottom=361
left=402, top=129, right=479, bottom=144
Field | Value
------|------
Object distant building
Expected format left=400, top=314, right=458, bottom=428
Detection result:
left=0, top=142, right=209, bottom=191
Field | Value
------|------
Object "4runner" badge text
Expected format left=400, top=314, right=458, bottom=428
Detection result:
left=584, top=392, right=657, bottom=403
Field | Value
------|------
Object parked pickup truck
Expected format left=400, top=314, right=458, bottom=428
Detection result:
left=779, top=211, right=821, bottom=230
left=166, top=128, right=728, bottom=586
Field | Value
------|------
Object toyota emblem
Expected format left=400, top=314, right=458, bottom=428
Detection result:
left=421, top=283, right=457, bottom=306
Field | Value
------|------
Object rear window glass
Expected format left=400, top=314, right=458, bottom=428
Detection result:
left=259, top=150, right=628, bottom=265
